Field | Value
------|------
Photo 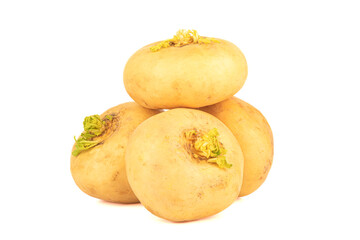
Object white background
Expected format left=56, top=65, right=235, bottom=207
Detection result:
left=1, top=0, right=359, bottom=239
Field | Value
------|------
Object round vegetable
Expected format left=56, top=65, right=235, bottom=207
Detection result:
left=123, top=29, right=248, bottom=109
left=70, top=102, right=161, bottom=203
left=125, top=108, right=244, bottom=222
left=200, top=97, right=273, bottom=197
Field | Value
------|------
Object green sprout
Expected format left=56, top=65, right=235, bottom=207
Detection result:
left=72, top=114, right=112, bottom=156
left=186, top=128, right=232, bottom=169
left=150, top=29, right=219, bottom=52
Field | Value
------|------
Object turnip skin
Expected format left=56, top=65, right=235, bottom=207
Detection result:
left=70, top=102, right=161, bottom=203
left=200, top=97, right=274, bottom=197
left=123, top=38, right=247, bottom=109
left=125, top=108, right=244, bottom=221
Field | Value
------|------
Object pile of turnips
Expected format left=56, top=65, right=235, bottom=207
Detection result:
left=70, top=30, right=274, bottom=222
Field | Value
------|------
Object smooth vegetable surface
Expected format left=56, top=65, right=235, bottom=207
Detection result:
left=70, top=102, right=161, bottom=203
left=123, top=30, right=248, bottom=109
left=200, top=97, right=274, bottom=196
left=125, top=108, right=244, bottom=221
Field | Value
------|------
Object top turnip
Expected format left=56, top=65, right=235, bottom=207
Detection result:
left=123, top=30, right=248, bottom=109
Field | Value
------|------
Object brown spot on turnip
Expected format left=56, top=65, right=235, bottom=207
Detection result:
left=210, top=179, right=227, bottom=189
left=112, top=171, right=119, bottom=181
